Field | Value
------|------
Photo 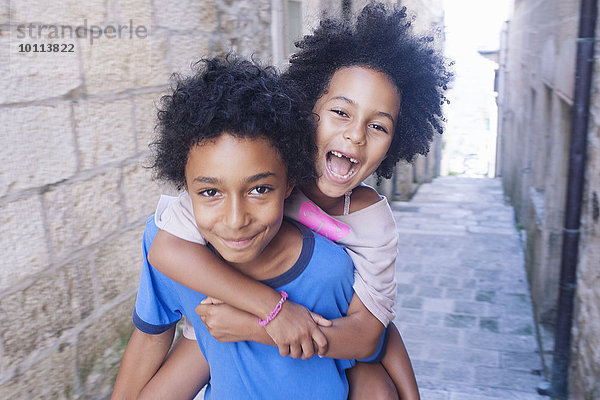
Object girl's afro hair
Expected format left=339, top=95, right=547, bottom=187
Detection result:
left=286, top=2, right=453, bottom=179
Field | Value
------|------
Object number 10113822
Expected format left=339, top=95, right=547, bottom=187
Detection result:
left=18, top=43, right=75, bottom=53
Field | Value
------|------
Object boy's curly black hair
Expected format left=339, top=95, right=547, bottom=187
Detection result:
left=151, top=55, right=317, bottom=190
left=286, top=2, right=453, bottom=179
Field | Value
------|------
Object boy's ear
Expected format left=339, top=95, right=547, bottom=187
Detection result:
left=285, top=183, right=294, bottom=199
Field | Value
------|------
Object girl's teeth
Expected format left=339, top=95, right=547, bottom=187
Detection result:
left=330, top=151, right=358, bottom=163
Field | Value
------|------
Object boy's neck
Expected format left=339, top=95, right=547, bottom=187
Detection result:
left=299, top=183, right=345, bottom=215
left=230, top=220, right=302, bottom=281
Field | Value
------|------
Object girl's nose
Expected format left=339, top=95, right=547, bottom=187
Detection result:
left=343, top=123, right=366, bottom=145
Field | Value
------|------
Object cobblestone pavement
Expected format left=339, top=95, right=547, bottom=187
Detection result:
left=392, top=176, right=547, bottom=400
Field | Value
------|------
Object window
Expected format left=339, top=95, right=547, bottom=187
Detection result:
left=286, top=0, right=302, bottom=55
left=270, top=0, right=303, bottom=65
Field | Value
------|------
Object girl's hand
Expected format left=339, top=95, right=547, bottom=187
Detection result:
left=196, top=299, right=259, bottom=343
left=263, top=300, right=332, bottom=360
left=201, top=296, right=223, bottom=305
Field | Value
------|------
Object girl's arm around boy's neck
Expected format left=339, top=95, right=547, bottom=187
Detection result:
left=148, top=229, right=282, bottom=317
left=197, top=292, right=383, bottom=360
left=147, top=229, right=330, bottom=358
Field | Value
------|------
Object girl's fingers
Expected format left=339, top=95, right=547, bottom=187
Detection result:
left=300, top=340, right=315, bottom=360
left=195, top=304, right=204, bottom=317
left=289, top=344, right=302, bottom=359
left=278, top=344, right=291, bottom=358
left=310, top=311, right=332, bottom=327
left=311, top=328, right=328, bottom=356
left=201, top=296, right=223, bottom=305
left=195, top=304, right=211, bottom=321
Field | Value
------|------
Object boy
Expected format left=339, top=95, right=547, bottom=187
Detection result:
left=112, top=56, right=357, bottom=399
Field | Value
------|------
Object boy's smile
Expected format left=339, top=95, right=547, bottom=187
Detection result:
left=185, top=134, right=294, bottom=275
left=311, top=66, right=401, bottom=199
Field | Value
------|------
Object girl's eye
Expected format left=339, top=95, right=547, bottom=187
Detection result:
left=250, top=186, right=272, bottom=195
left=369, top=123, right=389, bottom=134
left=331, top=109, right=348, bottom=117
left=199, top=189, right=220, bottom=197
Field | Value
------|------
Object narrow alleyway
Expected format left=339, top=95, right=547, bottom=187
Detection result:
left=392, top=176, right=547, bottom=399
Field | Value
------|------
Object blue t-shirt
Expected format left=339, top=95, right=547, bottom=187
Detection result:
left=133, top=217, right=356, bottom=399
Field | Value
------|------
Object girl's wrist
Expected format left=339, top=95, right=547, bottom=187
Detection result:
left=252, top=286, right=286, bottom=318
left=258, top=291, right=288, bottom=327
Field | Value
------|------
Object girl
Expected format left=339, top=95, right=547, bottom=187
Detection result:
left=143, top=3, right=450, bottom=399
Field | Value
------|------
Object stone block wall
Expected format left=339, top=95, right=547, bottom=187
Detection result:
left=0, top=0, right=273, bottom=398
left=570, top=18, right=600, bottom=398
left=495, top=0, right=600, bottom=398
left=497, top=0, right=577, bottom=341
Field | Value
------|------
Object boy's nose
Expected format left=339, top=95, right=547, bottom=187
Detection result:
left=223, top=197, right=250, bottom=229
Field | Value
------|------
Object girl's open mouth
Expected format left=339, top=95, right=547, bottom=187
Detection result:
left=326, top=150, right=359, bottom=181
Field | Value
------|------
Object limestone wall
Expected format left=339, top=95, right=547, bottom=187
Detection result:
left=0, top=1, right=272, bottom=398
left=497, top=0, right=576, bottom=343
left=496, top=0, right=600, bottom=397
left=570, top=12, right=600, bottom=398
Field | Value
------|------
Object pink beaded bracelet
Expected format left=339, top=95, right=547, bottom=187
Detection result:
left=258, top=290, right=288, bottom=327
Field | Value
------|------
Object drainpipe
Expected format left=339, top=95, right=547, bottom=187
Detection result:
left=537, top=0, right=597, bottom=398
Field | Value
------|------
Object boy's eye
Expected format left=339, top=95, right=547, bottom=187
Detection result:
left=199, top=188, right=220, bottom=197
left=369, top=123, right=389, bottom=134
left=250, top=186, right=272, bottom=195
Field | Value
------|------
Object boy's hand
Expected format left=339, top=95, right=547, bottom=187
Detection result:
left=263, top=300, right=332, bottom=359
